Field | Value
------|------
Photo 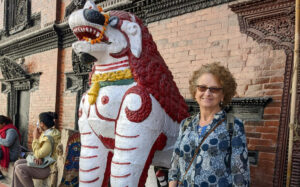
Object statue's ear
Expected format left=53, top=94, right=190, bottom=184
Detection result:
left=121, top=21, right=142, bottom=58
left=83, top=0, right=98, bottom=11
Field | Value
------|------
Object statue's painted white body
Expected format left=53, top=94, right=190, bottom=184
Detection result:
left=69, top=1, right=188, bottom=186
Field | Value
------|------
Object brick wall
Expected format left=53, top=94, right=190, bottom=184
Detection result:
left=48, top=0, right=78, bottom=130
left=24, top=49, right=59, bottom=146
left=32, top=0, right=58, bottom=26
left=59, top=0, right=73, bottom=21
left=57, top=48, right=77, bottom=130
left=51, top=42, right=85, bottom=130
left=148, top=4, right=285, bottom=186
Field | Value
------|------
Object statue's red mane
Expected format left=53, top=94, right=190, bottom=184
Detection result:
left=110, top=11, right=189, bottom=123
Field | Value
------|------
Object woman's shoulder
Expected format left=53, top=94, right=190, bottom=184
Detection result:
left=50, top=128, right=61, bottom=138
left=6, top=128, right=18, bottom=136
left=180, top=113, right=199, bottom=130
left=6, top=128, right=17, bottom=133
left=230, top=115, right=245, bottom=133
left=41, top=129, right=61, bottom=141
left=52, top=128, right=61, bottom=134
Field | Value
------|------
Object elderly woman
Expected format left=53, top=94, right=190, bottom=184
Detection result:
left=168, top=63, right=250, bottom=186
left=12, top=112, right=61, bottom=187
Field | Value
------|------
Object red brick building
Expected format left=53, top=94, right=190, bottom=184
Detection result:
left=0, top=0, right=299, bottom=186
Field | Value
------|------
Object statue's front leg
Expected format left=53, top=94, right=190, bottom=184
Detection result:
left=78, top=103, right=111, bottom=187
left=110, top=90, right=167, bottom=187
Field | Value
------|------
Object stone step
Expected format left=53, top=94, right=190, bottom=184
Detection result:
left=0, top=162, right=14, bottom=186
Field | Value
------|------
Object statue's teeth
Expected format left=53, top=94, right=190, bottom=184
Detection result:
left=96, top=32, right=100, bottom=37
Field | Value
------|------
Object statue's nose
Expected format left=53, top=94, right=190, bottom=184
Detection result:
left=83, top=9, right=105, bottom=25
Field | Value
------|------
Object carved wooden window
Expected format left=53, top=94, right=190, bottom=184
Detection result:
left=3, top=0, right=31, bottom=35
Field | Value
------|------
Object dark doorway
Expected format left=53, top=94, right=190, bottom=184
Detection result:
left=16, top=90, right=30, bottom=148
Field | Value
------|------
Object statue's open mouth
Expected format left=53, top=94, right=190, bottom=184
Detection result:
left=73, top=25, right=110, bottom=44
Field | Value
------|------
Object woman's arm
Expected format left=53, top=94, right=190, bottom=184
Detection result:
left=168, top=118, right=189, bottom=184
left=32, top=137, right=51, bottom=159
left=0, top=129, right=18, bottom=147
left=230, top=118, right=250, bottom=186
left=168, top=152, right=181, bottom=184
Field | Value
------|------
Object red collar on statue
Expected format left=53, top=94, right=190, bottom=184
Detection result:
left=94, top=60, right=129, bottom=72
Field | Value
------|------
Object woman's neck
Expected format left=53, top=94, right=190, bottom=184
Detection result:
left=43, top=127, right=52, bottom=133
left=199, top=106, right=221, bottom=126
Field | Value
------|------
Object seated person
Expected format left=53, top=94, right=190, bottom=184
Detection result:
left=0, top=115, right=21, bottom=179
left=12, top=112, right=61, bottom=187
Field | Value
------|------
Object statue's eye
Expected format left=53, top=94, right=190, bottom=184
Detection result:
left=109, top=16, right=119, bottom=28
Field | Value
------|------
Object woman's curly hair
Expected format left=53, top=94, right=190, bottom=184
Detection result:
left=189, top=62, right=237, bottom=107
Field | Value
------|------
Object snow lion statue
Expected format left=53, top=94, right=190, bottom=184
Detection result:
left=69, top=1, right=189, bottom=186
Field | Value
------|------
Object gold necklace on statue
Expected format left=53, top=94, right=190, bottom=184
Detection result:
left=88, top=68, right=133, bottom=105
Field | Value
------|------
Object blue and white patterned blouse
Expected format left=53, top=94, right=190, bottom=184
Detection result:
left=168, top=110, right=250, bottom=187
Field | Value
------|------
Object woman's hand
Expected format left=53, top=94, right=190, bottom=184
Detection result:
left=34, top=158, right=43, bottom=165
left=33, top=127, right=41, bottom=140
left=169, top=181, right=178, bottom=187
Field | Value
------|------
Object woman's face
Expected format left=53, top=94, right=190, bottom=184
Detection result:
left=39, top=121, right=47, bottom=131
left=195, top=73, right=224, bottom=110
